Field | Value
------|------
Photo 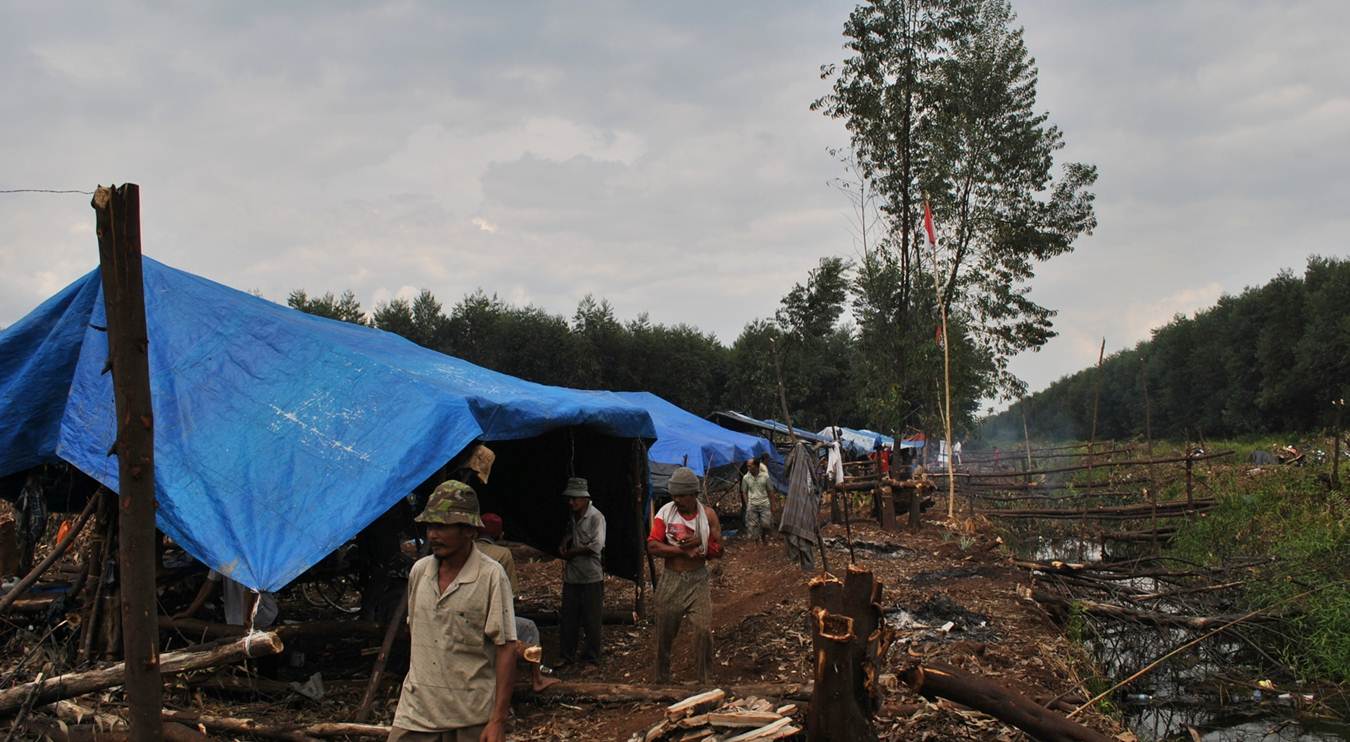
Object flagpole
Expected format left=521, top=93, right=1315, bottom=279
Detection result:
left=925, top=199, right=957, bottom=521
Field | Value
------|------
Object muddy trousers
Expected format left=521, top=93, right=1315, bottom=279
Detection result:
left=744, top=502, right=773, bottom=540
left=654, top=565, right=712, bottom=683
left=561, top=580, right=603, bottom=663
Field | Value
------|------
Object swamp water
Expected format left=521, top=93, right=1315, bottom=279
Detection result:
left=1004, top=529, right=1348, bottom=741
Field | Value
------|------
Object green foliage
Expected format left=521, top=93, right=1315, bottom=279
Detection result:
left=286, top=289, right=368, bottom=326
left=814, top=0, right=1097, bottom=404
left=982, top=256, right=1350, bottom=442
left=1170, top=468, right=1349, bottom=681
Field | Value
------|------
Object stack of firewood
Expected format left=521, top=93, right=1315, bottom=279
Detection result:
left=629, top=689, right=803, bottom=741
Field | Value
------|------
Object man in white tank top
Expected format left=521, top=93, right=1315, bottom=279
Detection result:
left=647, top=467, right=723, bottom=683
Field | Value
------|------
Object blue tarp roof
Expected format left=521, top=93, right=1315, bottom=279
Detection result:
left=706, top=411, right=832, bottom=444
left=609, top=392, right=778, bottom=475
left=0, top=259, right=656, bottom=591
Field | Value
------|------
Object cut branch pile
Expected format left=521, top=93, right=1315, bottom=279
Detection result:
left=629, top=689, right=804, bottom=741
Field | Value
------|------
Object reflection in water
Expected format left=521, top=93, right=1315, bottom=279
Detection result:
left=1002, top=527, right=1347, bottom=741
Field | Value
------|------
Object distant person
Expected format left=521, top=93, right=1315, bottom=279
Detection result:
left=557, top=478, right=606, bottom=669
left=739, top=458, right=776, bottom=543
left=648, top=467, right=723, bottom=683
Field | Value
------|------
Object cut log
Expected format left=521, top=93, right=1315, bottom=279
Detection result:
left=666, top=688, right=727, bottom=720
left=724, top=717, right=794, bottom=741
left=807, top=566, right=892, bottom=741
left=528, top=681, right=811, bottom=705
left=707, top=711, right=784, bottom=728
left=1031, top=589, right=1257, bottom=630
left=160, top=709, right=390, bottom=740
left=159, top=616, right=384, bottom=642
left=0, top=632, right=283, bottom=713
left=900, top=662, right=1112, bottom=742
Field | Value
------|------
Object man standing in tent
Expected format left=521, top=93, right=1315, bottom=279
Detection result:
left=389, top=481, right=515, bottom=742
left=648, top=467, right=723, bottom=683
left=779, top=442, right=819, bottom=571
left=557, top=477, right=607, bottom=669
left=739, top=457, right=776, bottom=544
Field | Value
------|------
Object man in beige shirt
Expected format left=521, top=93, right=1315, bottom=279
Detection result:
left=389, top=481, right=516, bottom=742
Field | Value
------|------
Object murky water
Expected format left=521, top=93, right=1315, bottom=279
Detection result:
left=1002, top=529, right=1348, bottom=741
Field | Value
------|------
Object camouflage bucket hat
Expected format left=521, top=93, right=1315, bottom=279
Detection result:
left=416, top=480, right=484, bottom=528
left=560, top=476, right=591, bottom=499
left=667, top=466, right=700, bottom=497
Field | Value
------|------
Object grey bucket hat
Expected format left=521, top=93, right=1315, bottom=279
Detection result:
left=561, top=476, right=591, bottom=499
left=667, top=467, right=700, bottom=497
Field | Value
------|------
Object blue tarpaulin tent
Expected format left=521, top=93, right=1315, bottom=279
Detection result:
left=0, top=259, right=656, bottom=591
left=610, top=392, right=777, bottom=475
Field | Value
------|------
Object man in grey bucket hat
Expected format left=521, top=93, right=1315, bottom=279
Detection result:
left=556, top=476, right=606, bottom=668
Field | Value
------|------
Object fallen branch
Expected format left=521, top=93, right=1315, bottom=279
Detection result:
left=0, top=632, right=283, bottom=713
left=0, top=493, right=98, bottom=614
left=161, top=709, right=389, bottom=740
left=1031, top=589, right=1256, bottom=631
left=899, top=662, right=1112, bottom=742
left=158, top=616, right=383, bottom=642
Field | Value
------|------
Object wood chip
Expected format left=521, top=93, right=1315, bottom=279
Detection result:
left=773, top=704, right=797, bottom=716
left=707, top=711, right=783, bottom=729
left=677, top=714, right=710, bottom=729
left=644, top=719, right=672, bottom=742
left=665, top=689, right=726, bottom=720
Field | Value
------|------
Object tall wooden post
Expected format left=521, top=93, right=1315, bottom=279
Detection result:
left=1020, top=405, right=1033, bottom=484
left=92, top=183, right=162, bottom=740
left=1331, top=398, right=1344, bottom=491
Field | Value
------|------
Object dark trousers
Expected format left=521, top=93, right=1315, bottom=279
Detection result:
left=560, top=580, right=603, bottom=663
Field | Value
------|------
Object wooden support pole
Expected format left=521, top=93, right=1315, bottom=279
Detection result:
left=1331, top=398, right=1344, bottom=491
left=1021, top=405, right=1033, bottom=484
left=1185, top=455, right=1195, bottom=519
left=354, top=593, right=406, bottom=722
left=0, top=632, right=282, bottom=713
left=92, top=183, right=162, bottom=739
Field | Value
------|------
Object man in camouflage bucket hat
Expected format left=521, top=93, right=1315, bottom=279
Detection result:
left=389, top=480, right=516, bottom=742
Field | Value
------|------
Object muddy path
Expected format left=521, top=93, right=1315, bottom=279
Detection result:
left=492, top=508, right=1124, bottom=741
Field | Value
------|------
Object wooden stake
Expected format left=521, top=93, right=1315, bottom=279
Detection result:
left=1331, top=398, right=1344, bottom=491
left=92, top=183, right=161, bottom=739
left=1021, top=405, right=1034, bottom=484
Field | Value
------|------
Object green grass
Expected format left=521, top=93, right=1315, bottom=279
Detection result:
left=1169, top=467, right=1349, bottom=682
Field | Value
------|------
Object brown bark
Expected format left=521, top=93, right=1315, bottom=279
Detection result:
left=807, top=566, right=892, bottom=741
left=92, top=182, right=162, bottom=739
left=354, top=590, right=406, bottom=722
left=900, top=662, right=1112, bottom=742
left=161, top=709, right=390, bottom=740
left=0, top=632, right=283, bottom=713
left=158, top=616, right=383, bottom=642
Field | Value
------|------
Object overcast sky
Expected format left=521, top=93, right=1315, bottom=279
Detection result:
left=2, top=2, right=1346, bottom=411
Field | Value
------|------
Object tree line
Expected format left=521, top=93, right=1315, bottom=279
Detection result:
left=980, top=256, right=1350, bottom=443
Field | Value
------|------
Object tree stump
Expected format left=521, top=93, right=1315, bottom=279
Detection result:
left=806, top=566, right=894, bottom=741
left=878, top=487, right=896, bottom=531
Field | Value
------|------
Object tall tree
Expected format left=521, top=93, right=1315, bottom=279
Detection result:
left=815, top=0, right=1097, bottom=423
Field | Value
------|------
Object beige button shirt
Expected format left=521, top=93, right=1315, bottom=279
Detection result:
left=393, top=546, right=517, bottom=732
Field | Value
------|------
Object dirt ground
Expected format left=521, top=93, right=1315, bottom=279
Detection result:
left=0, top=500, right=1127, bottom=741
left=488, top=505, right=1126, bottom=741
